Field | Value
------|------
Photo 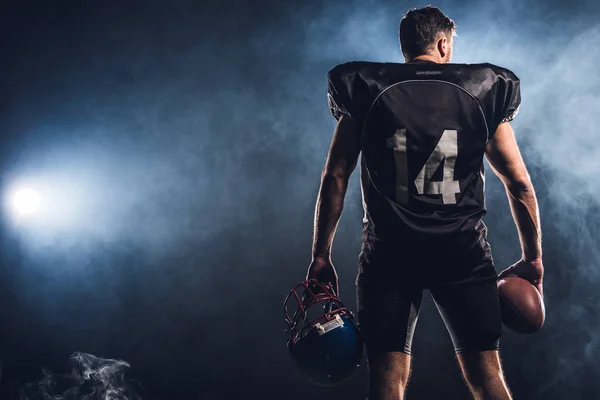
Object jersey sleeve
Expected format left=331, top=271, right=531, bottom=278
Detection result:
left=479, top=65, right=521, bottom=141
left=495, top=68, right=521, bottom=125
left=327, top=67, right=352, bottom=120
left=327, top=63, right=372, bottom=122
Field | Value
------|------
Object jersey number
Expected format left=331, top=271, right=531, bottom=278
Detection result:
left=386, top=129, right=460, bottom=205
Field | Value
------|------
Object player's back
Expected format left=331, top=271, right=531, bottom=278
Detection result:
left=327, top=60, right=520, bottom=253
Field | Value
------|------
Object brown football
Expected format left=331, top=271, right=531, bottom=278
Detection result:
left=498, top=275, right=545, bottom=333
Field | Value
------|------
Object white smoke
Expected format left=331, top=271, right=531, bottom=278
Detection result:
left=19, top=352, right=141, bottom=400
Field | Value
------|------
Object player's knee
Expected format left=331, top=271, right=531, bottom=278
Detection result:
left=368, top=374, right=408, bottom=400
left=462, top=369, right=511, bottom=400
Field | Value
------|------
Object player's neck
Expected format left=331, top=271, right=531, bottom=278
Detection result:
left=408, top=54, right=441, bottom=64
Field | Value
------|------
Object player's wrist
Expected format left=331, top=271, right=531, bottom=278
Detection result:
left=522, top=256, right=542, bottom=264
left=311, top=253, right=331, bottom=263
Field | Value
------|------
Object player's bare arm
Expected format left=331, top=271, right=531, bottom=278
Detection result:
left=306, top=114, right=362, bottom=294
left=485, top=122, right=544, bottom=295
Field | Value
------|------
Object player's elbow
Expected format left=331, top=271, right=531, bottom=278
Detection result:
left=505, top=175, right=533, bottom=199
left=320, top=170, right=349, bottom=191
left=321, top=166, right=349, bottom=182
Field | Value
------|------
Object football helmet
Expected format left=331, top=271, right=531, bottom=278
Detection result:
left=283, top=279, right=363, bottom=386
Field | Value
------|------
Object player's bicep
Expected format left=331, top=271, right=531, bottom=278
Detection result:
left=323, top=115, right=362, bottom=179
left=485, top=122, right=530, bottom=187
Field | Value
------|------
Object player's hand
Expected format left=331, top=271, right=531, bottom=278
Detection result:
left=306, top=257, right=339, bottom=296
left=498, top=258, right=544, bottom=297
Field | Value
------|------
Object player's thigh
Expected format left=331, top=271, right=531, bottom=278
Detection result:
left=430, top=278, right=502, bottom=353
left=357, top=276, right=424, bottom=356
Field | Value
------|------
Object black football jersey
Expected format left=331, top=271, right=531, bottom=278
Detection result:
left=327, top=60, right=520, bottom=250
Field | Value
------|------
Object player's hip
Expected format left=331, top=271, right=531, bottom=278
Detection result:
left=356, top=228, right=496, bottom=286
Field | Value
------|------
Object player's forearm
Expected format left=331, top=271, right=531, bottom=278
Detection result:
left=505, top=181, right=542, bottom=261
left=311, top=174, right=348, bottom=259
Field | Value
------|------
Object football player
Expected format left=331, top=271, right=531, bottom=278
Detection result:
left=306, top=5, right=543, bottom=400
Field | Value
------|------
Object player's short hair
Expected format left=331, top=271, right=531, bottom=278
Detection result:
left=399, top=5, right=456, bottom=59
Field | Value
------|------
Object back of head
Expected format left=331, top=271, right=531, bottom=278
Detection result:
left=399, top=5, right=456, bottom=61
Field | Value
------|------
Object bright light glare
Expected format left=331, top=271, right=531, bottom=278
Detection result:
left=13, top=188, right=41, bottom=215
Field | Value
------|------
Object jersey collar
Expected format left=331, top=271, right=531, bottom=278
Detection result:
left=406, top=59, right=438, bottom=64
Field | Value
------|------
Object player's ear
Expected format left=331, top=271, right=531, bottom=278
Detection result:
left=437, top=35, right=448, bottom=59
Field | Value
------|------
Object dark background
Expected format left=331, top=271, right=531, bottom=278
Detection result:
left=1, top=0, right=599, bottom=399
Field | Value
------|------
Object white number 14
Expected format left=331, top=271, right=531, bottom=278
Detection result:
left=386, top=129, right=460, bottom=205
